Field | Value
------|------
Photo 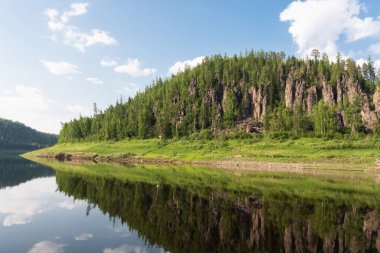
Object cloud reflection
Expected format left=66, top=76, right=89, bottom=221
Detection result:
left=74, top=233, right=93, bottom=241
left=103, top=244, right=148, bottom=253
left=0, top=177, right=83, bottom=227
left=28, top=241, right=64, bottom=253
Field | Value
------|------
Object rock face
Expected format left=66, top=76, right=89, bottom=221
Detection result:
left=306, top=87, right=317, bottom=113
left=187, top=68, right=379, bottom=133
left=374, top=86, right=380, bottom=113
left=322, top=78, right=334, bottom=107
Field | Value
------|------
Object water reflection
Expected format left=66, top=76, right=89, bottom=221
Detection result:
left=0, top=156, right=168, bottom=253
left=55, top=167, right=380, bottom=253
left=0, top=156, right=54, bottom=189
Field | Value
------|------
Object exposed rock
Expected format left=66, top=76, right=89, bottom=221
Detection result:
left=336, top=79, right=343, bottom=108
left=306, top=86, right=317, bottom=113
left=251, top=86, right=262, bottom=121
left=337, top=112, right=344, bottom=130
left=322, top=78, right=334, bottom=107
left=284, top=226, right=293, bottom=253
left=294, top=80, right=305, bottom=109
left=323, top=232, right=336, bottom=253
left=361, top=94, right=378, bottom=130
left=188, top=79, right=197, bottom=97
left=242, top=90, right=252, bottom=118
left=374, top=86, right=380, bottom=113
left=285, top=73, right=294, bottom=109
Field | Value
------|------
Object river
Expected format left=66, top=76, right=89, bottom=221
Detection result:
left=1, top=153, right=380, bottom=252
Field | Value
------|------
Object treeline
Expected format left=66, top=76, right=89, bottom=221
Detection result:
left=59, top=50, right=380, bottom=142
left=0, top=118, right=57, bottom=149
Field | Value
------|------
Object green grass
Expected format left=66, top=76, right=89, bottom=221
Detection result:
left=31, top=157, right=380, bottom=207
left=24, top=136, right=380, bottom=165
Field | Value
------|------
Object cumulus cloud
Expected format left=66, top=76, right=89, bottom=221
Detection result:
left=280, top=0, right=380, bottom=58
left=28, top=241, right=64, bottom=253
left=44, top=2, right=117, bottom=52
left=41, top=60, right=79, bottom=76
left=86, top=77, right=103, bottom=85
left=63, top=28, right=117, bottom=52
left=114, top=58, right=156, bottom=77
left=0, top=85, right=90, bottom=133
left=75, top=233, right=93, bottom=241
left=168, top=56, right=205, bottom=75
left=100, top=57, right=117, bottom=67
left=345, top=16, right=380, bottom=42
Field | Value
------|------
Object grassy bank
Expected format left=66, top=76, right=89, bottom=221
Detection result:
left=29, top=157, right=380, bottom=206
left=23, top=136, right=380, bottom=166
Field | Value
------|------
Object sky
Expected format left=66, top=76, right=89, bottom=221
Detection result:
left=1, top=0, right=380, bottom=134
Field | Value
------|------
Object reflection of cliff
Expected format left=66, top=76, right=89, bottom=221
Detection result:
left=0, top=158, right=55, bottom=189
left=56, top=171, right=380, bottom=253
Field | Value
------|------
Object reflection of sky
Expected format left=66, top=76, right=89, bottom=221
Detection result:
left=0, top=177, right=78, bottom=227
left=0, top=176, right=167, bottom=253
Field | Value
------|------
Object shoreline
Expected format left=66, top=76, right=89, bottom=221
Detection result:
left=25, top=151, right=376, bottom=173
left=21, top=137, right=380, bottom=173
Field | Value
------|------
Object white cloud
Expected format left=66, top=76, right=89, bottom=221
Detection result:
left=356, top=58, right=366, bottom=66
left=64, top=28, right=117, bottom=52
left=100, top=57, right=117, bottom=67
left=369, top=43, right=380, bottom=55
left=86, top=77, right=103, bottom=85
left=44, top=2, right=117, bottom=52
left=280, top=0, right=380, bottom=59
left=28, top=241, right=64, bottom=253
left=44, top=3, right=89, bottom=32
left=103, top=245, right=148, bottom=253
left=345, top=16, right=380, bottom=42
left=375, top=59, right=380, bottom=69
left=0, top=178, right=59, bottom=227
left=75, top=233, right=93, bottom=241
left=168, top=56, right=205, bottom=75
left=114, top=59, right=156, bottom=77
left=0, top=85, right=90, bottom=133
left=58, top=200, right=82, bottom=210
left=41, top=60, right=79, bottom=76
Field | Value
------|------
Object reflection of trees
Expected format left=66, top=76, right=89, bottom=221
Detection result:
left=0, top=158, right=55, bottom=189
left=56, top=171, right=380, bottom=253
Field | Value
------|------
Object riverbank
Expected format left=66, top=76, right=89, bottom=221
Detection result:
left=22, top=137, right=380, bottom=170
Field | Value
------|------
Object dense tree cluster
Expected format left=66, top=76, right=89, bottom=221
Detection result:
left=59, top=50, right=380, bottom=142
left=0, top=118, right=57, bottom=149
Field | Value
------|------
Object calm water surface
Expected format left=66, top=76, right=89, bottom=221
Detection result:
left=0, top=155, right=166, bottom=253
left=1, top=154, right=380, bottom=253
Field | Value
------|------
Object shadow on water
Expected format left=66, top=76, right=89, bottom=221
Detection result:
left=48, top=161, right=380, bottom=253
left=0, top=152, right=55, bottom=189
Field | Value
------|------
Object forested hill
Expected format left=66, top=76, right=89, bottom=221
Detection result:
left=59, top=50, right=380, bottom=142
left=0, top=118, right=57, bottom=149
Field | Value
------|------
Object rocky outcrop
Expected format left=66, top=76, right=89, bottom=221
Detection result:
left=322, top=78, right=334, bottom=107
left=374, top=86, right=380, bottom=113
left=251, top=86, right=267, bottom=122
left=285, top=72, right=294, bottom=109
left=306, top=87, right=317, bottom=113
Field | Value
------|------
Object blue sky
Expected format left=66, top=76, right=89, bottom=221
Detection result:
left=0, top=0, right=380, bottom=133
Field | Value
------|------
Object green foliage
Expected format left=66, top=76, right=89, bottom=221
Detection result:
left=312, top=100, right=337, bottom=137
left=58, top=51, right=379, bottom=142
left=0, top=118, right=57, bottom=149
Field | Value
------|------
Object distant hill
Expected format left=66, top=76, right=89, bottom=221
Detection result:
left=59, top=50, right=380, bottom=142
left=0, top=118, right=57, bottom=150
